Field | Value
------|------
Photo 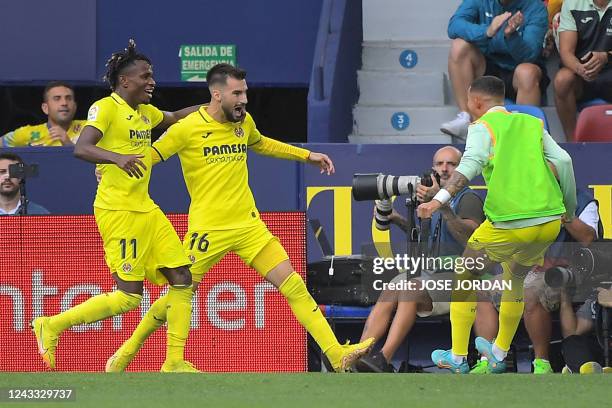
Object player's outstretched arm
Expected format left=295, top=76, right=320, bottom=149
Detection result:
left=157, top=105, right=202, bottom=129
left=416, top=171, right=470, bottom=219
left=249, top=136, right=309, bottom=161
left=75, top=125, right=147, bottom=178
left=307, top=151, right=335, bottom=175
left=248, top=136, right=335, bottom=175
left=441, top=170, right=470, bottom=197
left=249, top=134, right=336, bottom=175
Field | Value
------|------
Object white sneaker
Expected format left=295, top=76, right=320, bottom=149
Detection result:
left=441, top=111, right=470, bottom=139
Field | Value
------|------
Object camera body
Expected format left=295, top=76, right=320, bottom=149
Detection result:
left=8, top=163, right=39, bottom=179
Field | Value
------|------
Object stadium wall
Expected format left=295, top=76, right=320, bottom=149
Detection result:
left=303, top=143, right=612, bottom=263
left=0, top=0, right=323, bottom=86
left=11, top=147, right=302, bottom=215
left=308, top=0, right=363, bottom=143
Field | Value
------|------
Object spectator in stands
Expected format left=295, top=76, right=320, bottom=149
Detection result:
left=0, top=153, right=49, bottom=215
left=554, top=0, right=612, bottom=139
left=523, top=186, right=602, bottom=373
left=441, top=0, right=549, bottom=139
left=1, top=81, right=85, bottom=147
left=353, top=146, right=488, bottom=373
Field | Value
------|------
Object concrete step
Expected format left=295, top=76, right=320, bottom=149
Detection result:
left=363, top=0, right=460, bottom=41
left=542, top=106, right=566, bottom=142
left=358, top=70, right=445, bottom=106
left=348, top=134, right=453, bottom=144
left=362, top=40, right=450, bottom=73
left=351, top=105, right=566, bottom=143
left=353, top=105, right=459, bottom=136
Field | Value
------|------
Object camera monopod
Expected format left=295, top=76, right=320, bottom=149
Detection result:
left=402, top=182, right=432, bottom=278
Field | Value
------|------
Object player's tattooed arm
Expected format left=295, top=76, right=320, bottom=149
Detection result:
left=443, top=171, right=469, bottom=197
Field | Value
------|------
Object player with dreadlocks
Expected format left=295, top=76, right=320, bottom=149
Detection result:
left=31, top=39, right=201, bottom=372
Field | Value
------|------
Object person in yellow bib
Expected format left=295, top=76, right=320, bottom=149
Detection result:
left=418, top=76, right=577, bottom=374
left=104, top=63, right=374, bottom=373
left=31, top=40, right=202, bottom=373
left=1, top=81, right=85, bottom=147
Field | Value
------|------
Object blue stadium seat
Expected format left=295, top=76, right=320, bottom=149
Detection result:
left=505, top=104, right=550, bottom=132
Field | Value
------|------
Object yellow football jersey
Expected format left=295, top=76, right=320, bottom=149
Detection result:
left=152, top=107, right=265, bottom=230
left=85, top=92, right=163, bottom=212
left=1, top=120, right=86, bottom=147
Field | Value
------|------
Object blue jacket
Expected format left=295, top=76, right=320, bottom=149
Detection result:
left=448, top=0, right=548, bottom=70
left=428, top=187, right=482, bottom=258
left=20, top=201, right=50, bottom=215
left=0, top=200, right=50, bottom=215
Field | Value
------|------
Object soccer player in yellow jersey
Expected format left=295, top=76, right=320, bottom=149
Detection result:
left=105, top=63, right=374, bottom=373
left=31, top=40, right=201, bottom=373
left=1, top=81, right=85, bottom=147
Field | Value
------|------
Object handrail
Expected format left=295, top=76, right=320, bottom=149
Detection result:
left=312, top=0, right=334, bottom=101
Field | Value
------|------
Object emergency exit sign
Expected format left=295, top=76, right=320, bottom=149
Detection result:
left=179, top=44, right=236, bottom=81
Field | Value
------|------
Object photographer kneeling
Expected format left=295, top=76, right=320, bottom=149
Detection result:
left=523, top=184, right=603, bottom=373
left=558, top=280, right=609, bottom=374
left=354, top=146, right=488, bottom=373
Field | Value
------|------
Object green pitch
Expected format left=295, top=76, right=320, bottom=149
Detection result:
left=0, top=373, right=609, bottom=408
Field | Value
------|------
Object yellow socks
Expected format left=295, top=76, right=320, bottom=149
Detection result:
left=450, top=301, right=477, bottom=356
left=124, top=294, right=169, bottom=352
left=165, top=286, right=193, bottom=362
left=278, top=272, right=339, bottom=355
left=48, top=290, right=142, bottom=334
left=495, top=263, right=525, bottom=351
left=450, top=270, right=478, bottom=356
left=449, top=261, right=526, bottom=356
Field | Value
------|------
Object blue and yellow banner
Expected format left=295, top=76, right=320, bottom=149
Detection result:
left=304, top=144, right=612, bottom=263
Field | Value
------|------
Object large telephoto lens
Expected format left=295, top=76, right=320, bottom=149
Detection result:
left=544, top=266, right=574, bottom=288
left=352, top=174, right=382, bottom=201
left=352, top=174, right=421, bottom=201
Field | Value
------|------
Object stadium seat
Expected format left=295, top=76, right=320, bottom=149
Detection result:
left=573, top=104, right=612, bottom=142
left=505, top=104, right=550, bottom=132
